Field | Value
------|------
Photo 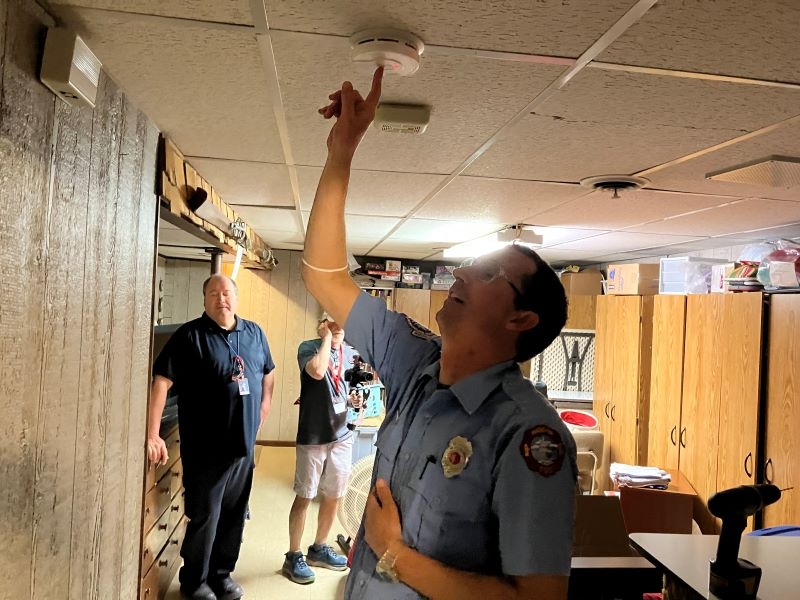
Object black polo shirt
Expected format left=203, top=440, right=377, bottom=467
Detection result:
left=153, top=313, right=275, bottom=462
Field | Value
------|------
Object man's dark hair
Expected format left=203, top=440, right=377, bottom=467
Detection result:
left=509, top=245, right=567, bottom=362
left=202, top=274, right=238, bottom=295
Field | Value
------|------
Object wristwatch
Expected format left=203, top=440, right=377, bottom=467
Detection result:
left=375, top=545, right=401, bottom=582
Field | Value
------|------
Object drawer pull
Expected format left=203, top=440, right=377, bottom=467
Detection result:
left=171, top=505, right=180, bottom=512
left=158, top=559, right=168, bottom=567
left=161, top=487, right=171, bottom=495
left=172, top=470, right=181, bottom=477
left=171, top=539, right=179, bottom=545
left=158, top=523, right=168, bottom=531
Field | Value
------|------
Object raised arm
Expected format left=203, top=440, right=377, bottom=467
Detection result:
left=302, top=67, right=384, bottom=327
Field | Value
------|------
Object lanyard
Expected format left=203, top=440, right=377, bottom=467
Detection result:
left=220, top=331, right=245, bottom=381
left=328, top=345, right=344, bottom=394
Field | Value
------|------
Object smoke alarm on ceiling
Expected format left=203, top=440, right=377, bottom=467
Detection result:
left=580, top=175, right=649, bottom=198
left=350, top=29, right=424, bottom=76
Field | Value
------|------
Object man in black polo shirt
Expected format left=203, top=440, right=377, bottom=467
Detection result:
left=147, top=274, right=275, bottom=600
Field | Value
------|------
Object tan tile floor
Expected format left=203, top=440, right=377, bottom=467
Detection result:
left=166, top=446, right=350, bottom=600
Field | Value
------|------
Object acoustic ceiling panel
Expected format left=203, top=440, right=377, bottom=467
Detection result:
left=50, top=0, right=254, bottom=25
left=188, top=158, right=294, bottom=208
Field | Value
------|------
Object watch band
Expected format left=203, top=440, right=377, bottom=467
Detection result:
left=375, top=545, right=401, bottom=582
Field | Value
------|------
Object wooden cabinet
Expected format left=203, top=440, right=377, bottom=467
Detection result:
left=565, top=294, right=597, bottom=330
left=394, top=288, right=432, bottom=327
left=140, top=425, right=186, bottom=600
left=647, top=295, right=687, bottom=471
left=593, top=295, right=653, bottom=466
left=428, top=290, right=448, bottom=335
left=762, top=294, right=800, bottom=528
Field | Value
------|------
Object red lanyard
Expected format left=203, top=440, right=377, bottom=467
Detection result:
left=328, top=345, right=344, bottom=394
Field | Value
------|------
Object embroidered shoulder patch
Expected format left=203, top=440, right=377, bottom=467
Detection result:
left=520, top=425, right=565, bottom=476
left=406, top=316, right=437, bottom=340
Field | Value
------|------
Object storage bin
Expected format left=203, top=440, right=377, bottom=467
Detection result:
left=659, top=256, right=730, bottom=294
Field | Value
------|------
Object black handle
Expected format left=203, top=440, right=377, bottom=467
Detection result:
left=670, top=425, right=677, bottom=446
left=764, top=458, right=774, bottom=484
left=604, top=402, right=610, bottom=418
left=680, top=427, right=686, bottom=448
left=744, top=452, right=753, bottom=478
left=610, top=405, right=616, bottom=422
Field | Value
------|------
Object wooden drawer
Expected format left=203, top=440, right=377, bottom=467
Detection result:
left=168, top=488, right=185, bottom=533
left=139, top=558, right=160, bottom=600
left=145, top=427, right=181, bottom=492
left=156, top=517, right=187, bottom=595
left=143, top=476, right=173, bottom=534
left=168, top=458, right=182, bottom=499
left=142, top=498, right=173, bottom=577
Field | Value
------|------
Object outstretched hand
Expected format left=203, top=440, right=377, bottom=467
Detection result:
left=318, top=67, right=383, bottom=163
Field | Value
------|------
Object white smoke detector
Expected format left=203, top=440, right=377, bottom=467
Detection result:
left=40, top=28, right=101, bottom=108
left=374, top=103, right=431, bottom=134
left=350, top=29, right=424, bottom=76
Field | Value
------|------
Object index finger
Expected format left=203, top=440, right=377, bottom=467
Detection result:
left=365, top=66, right=384, bottom=110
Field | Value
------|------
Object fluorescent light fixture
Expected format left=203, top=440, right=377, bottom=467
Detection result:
left=443, top=225, right=543, bottom=259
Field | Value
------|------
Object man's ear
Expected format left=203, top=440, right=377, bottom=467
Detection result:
left=507, top=309, right=539, bottom=332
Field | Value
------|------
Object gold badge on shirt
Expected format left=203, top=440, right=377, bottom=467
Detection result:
left=441, top=436, right=473, bottom=478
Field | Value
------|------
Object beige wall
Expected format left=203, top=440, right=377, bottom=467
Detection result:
left=0, top=1, right=159, bottom=597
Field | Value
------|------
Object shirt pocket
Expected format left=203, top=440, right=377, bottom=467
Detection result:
left=403, top=462, right=495, bottom=572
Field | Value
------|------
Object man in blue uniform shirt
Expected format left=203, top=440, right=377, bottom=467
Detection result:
left=301, top=68, right=577, bottom=600
left=147, top=274, right=275, bottom=600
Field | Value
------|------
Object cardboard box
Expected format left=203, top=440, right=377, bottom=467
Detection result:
left=711, top=262, right=736, bottom=293
left=617, top=469, right=697, bottom=535
left=574, top=495, right=637, bottom=557
left=560, top=270, right=603, bottom=295
left=606, top=264, right=660, bottom=295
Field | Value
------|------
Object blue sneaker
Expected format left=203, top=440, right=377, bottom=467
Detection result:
left=282, top=551, right=315, bottom=584
left=306, top=543, right=348, bottom=571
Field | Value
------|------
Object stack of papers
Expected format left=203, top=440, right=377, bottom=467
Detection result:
left=610, top=463, right=671, bottom=488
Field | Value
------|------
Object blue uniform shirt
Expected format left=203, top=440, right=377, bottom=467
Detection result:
left=344, top=293, right=577, bottom=599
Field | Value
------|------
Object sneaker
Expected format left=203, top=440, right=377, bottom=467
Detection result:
left=282, top=551, right=315, bottom=584
left=306, top=543, right=348, bottom=571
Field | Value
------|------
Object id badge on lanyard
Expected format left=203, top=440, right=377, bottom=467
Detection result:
left=223, top=333, right=250, bottom=396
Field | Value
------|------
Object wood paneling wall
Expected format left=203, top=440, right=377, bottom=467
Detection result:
left=0, top=1, right=159, bottom=598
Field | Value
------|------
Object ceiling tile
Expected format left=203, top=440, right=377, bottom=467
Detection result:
left=55, top=7, right=284, bottom=162
left=645, top=120, right=800, bottom=201
left=601, top=0, right=800, bottom=83
left=264, top=0, right=636, bottom=57
left=295, top=166, right=445, bottom=216
left=548, top=231, right=702, bottom=252
left=466, top=69, right=800, bottom=182
left=190, top=159, right=294, bottom=207
left=628, top=199, right=800, bottom=236
left=535, top=188, right=731, bottom=229
left=536, top=226, right=611, bottom=247
left=272, top=30, right=565, bottom=173
left=51, top=0, right=254, bottom=25
left=416, top=177, right=585, bottom=222
left=233, top=206, right=300, bottom=234
left=390, top=219, right=499, bottom=245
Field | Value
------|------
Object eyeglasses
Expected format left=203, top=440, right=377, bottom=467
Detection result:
left=458, top=257, right=523, bottom=298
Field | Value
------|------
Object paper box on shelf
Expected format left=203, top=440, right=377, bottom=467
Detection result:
left=617, top=469, right=697, bottom=535
left=606, top=264, right=660, bottom=295
left=560, top=270, right=603, bottom=295
left=711, top=262, right=737, bottom=293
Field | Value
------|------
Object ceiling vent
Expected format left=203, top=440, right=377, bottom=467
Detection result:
left=350, top=29, right=424, bottom=76
left=374, top=103, right=431, bottom=134
left=706, top=156, right=800, bottom=188
left=580, top=175, right=649, bottom=198
left=40, top=28, right=101, bottom=108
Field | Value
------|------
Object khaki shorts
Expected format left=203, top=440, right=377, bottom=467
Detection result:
left=293, top=436, right=354, bottom=499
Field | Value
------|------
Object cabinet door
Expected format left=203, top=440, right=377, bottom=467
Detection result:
left=680, top=295, right=724, bottom=508
left=717, top=293, right=763, bottom=491
left=394, top=289, right=431, bottom=327
left=565, top=295, right=597, bottom=329
left=763, top=294, right=800, bottom=527
left=428, top=290, right=449, bottom=335
left=593, top=296, right=614, bottom=446
left=648, top=295, right=686, bottom=471
left=610, top=296, right=646, bottom=466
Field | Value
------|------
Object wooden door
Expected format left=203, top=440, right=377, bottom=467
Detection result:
left=610, top=296, right=646, bottom=466
left=679, top=295, right=724, bottom=509
left=648, top=295, right=686, bottom=471
left=593, top=296, right=614, bottom=449
left=427, top=290, right=449, bottom=335
left=717, top=293, right=763, bottom=492
left=394, top=288, right=431, bottom=327
left=763, top=294, right=800, bottom=527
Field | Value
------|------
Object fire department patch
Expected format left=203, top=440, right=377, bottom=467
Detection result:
left=520, top=425, right=565, bottom=476
left=406, top=316, right=437, bottom=340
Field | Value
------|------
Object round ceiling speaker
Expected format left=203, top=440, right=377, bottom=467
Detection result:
left=350, top=29, right=424, bottom=76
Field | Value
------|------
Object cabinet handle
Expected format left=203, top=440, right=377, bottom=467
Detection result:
left=171, top=470, right=181, bottom=477
left=744, top=452, right=753, bottom=478
left=604, top=402, right=610, bottom=418
left=610, top=405, right=616, bottom=422
left=171, top=539, right=179, bottom=545
left=158, top=523, right=168, bottom=531
left=171, top=505, right=180, bottom=512
left=764, top=458, right=774, bottom=484
left=670, top=426, right=677, bottom=446
left=679, top=428, right=686, bottom=448
left=158, top=559, right=168, bottom=567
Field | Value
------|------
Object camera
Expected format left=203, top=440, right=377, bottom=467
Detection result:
left=344, top=355, right=374, bottom=389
